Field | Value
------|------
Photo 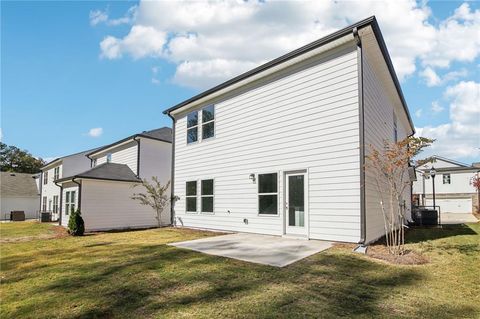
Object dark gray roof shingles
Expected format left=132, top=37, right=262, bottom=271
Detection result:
left=58, top=163, right=141, bottom=183
left=1, top=172, right=39, bottom=197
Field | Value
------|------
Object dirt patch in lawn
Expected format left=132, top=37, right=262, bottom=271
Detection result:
left=1, top=225, right=68, bottom=243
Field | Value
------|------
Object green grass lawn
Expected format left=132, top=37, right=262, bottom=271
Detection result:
left=1, top=223, right=479, bottom=319
left=0, top=221, right=60, bottom=240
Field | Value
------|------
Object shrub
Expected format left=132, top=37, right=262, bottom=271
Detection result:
left=68, top=208, right=85, bottom=236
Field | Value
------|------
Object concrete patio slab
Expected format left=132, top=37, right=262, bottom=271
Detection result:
left=441, top=213, right=478, bottom=224
left=169, top=233, right=332, bottom=267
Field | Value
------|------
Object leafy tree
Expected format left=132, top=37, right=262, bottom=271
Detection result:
left=0, top=142, right=45, bottom=173
left=470, top=174, right=480, bottom=214
left=366, top=136, right=434, bottom=256
left=68, top=208, right=85, bottom=236
left=131, top=177, right=171, bottom=227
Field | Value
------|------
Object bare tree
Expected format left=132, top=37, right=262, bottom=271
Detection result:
left=131, top=177, right=171, bottom=227
left=366, top=136, right=433, bottom=255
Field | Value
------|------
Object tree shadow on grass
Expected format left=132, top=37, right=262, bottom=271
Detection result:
left=405, top=224, right=477, bottom=244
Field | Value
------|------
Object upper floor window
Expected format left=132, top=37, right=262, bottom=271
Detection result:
left=106, top=153, right=112, bottom=163
left=393, top=112, right=398, bottom=143
left=92, top=159, right=97, bottom=167
left=202, top=105, right=215, bottom=140
left=258, top=173, right=278, bottom=215
left=187, top=112, right=198, bottom=144
left=53, top=167, right=60, bottom=180
left=443, top=174, right=451, bottom=184
left=43, top=171, right=48, bottom=185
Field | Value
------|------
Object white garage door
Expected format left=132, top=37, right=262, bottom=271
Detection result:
left=426, top=198, right=472, bottom=214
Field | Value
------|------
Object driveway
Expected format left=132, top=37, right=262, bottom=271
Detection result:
left=169, top=233, right=332, bottom=267
left=441, top=213, right=478, bottom=224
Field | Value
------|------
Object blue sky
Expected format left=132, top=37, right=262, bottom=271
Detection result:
left=1, top=1, right=479, bottom=163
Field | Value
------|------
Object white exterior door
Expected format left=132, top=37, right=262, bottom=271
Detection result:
left=285, top=172, right=307, bottom=236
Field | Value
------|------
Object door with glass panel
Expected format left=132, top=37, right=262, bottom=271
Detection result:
left=285, top=172, right=307, bottom=236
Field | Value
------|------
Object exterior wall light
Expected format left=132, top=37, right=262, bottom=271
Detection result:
left=249, top=173, right=256, bottom=183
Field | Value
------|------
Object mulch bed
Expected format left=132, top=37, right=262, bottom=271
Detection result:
left=366, top=245, right=429, bottom=265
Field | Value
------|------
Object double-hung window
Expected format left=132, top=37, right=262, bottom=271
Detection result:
left=53, top=167, right=60, bottom=180
left=186, top=181, right=197, bottom=212
left=65, top=191, right=76, bottom=215
left=187, top=112, right=198, bottom=144
left=201, top=179, right=214, bottom=213
left=42, top=196, right=47, bottom=211
left=443, top=174, right=451, bottom=184
left=43, top=171, right=48, bottom=185
left=202, top=105, right=215, bottom=140
left=258, top=173, right=278, bottom=215
left=53, top=195, right=59, bottom=214
left=106, top=153, right=112, bottom=163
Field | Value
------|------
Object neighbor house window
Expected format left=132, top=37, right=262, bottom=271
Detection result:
left=53, top=195, right=59, bottom=214
left=53, top=167, right=60, bottom=180
left=393, top=112, right=398, bottom=143
left=92, top=159, right=97, bottom=167
left=43, top=171, right=48, bottom=185
left=202, top=105, right=215, bottom=140
left=106, top=154, right=112, bottom=163
left=186, top=181, right=197, bottom=212
left=258, top=173, right=278, bottom=215
left=201, top=179, right=214, bottom=213
left=42, top=196, right=47, bottom=211
left=65, top=191, right=76, bottom=215
left=187, top=111, right=198, bottom=144
left=443, top=174, right=451, bottom=184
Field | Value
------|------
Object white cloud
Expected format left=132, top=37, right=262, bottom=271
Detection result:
left=421, top=3, right=480, bottom=69
left=420, top=67, right=441, bottom=86
left=415, top=109, right=422, bottom=118
left=416, top=81, right=480, bottom=161
left=431, top=101, right=444, bottom=113
left=87, top=127, right=103, bottom=138
left=420, top=67, right=468, bottom=87
left=97, top=1, right=479, bottom=89
left=89, top=6, right=136, bottom=27
left=89, top=9, right=108, bottom=26
left=100, top=25, right=166, bottom=60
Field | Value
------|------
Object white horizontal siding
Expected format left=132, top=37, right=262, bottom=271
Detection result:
left=173, top=42, right=362, bottom=243
left=362, top=46, right=411, bottom=244
left=94, top=142, right=138, bottom=174
left=80, top=179, right=169, bottom=231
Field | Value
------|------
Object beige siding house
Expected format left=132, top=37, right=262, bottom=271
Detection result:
left=165, top=17, right=414, bottom=244
left=56, top=127, right=172, bottom=231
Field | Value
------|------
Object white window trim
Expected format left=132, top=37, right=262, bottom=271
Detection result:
left=257, top=172, right=279, bottom=216
left=185, top=180, right=198, bottom=214
left=200, top=178, right=215, bottom=214
left=53, top=167, right=60, bottom=181
left=43, top=171, right=48, bottom=185
left=53, top=195, right=59, bottom=214
left=201, top=105, right=215, bottom=141
left=186, top=111, right=199, bottom=145
left=65, top=191, right=76, bottom=215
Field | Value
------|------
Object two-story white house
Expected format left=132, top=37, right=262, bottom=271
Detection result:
left=39, top=149, right=96, bottom=221
left=55, top=127, right=172, bottom=231
left=413, top=156, right=480, bottom=216
left=164, top=17, right=415, bottom=244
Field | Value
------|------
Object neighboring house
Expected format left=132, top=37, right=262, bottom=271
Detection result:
left=39, top=149, right=97, bottom=221
left=413, top=156, right=480, bottom=214
left=1, top=172, right=40, bottom=220
left=55, top=127, right=172, bottom=231
left=164, top=17, right=415, bottom=244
